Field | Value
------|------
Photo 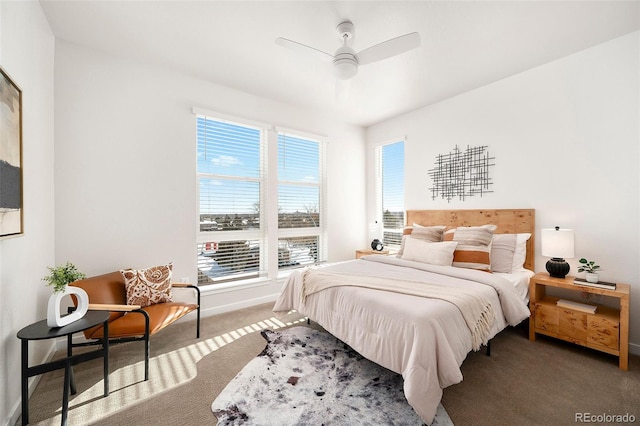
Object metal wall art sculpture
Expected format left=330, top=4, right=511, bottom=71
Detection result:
left=428, top=145, right=494, bottom=202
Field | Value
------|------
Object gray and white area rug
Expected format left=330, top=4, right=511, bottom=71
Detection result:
left=211, top=326, right=453, bottom=425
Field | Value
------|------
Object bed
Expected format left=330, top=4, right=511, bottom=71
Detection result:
left=273, top=209, right=535, bottom=424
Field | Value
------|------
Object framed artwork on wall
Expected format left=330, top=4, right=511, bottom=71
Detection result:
left=0, top=66, right=23, bottom=238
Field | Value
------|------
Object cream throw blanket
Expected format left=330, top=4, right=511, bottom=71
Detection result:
left=302, top=269, right=495, bottom=351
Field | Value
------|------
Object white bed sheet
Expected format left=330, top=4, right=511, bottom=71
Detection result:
left=494, top=269, right=534, bottom=304
left=273, top=255, right=530, bottom=423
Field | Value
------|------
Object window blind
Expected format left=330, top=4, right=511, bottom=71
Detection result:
left=381, top=141, right=405, bottom=247
left=277, top=132, right=325, bottom=270
left=196, top=116, right=265, bottom=284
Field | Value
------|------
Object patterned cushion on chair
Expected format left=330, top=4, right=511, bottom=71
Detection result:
left=121, top=263, right=174, bottom=307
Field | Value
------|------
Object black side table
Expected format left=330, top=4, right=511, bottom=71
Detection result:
left=17, top=310, right=110, bottom=426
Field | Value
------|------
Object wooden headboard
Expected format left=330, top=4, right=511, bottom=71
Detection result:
left=406, top=209, right=535, bottom=271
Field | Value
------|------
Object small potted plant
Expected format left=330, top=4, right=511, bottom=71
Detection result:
left=577, top=258, right=600, bottom=283
left=42, top=262, right=86, bottom=293
left=42, top=262, right=88, bottom=327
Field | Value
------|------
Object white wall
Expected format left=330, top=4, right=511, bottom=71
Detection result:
left=53, top=41, right=366, bottom=316
left=366, top=32, right=640, bottom=352
left=0, top=1, right=55, bottom=425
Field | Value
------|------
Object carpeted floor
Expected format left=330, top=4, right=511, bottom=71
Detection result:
left=20, top=302, right=640, bottom=425
left=441, top=324, right=640, bottom=425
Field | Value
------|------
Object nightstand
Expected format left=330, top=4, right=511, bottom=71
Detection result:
left=529, top=272, right=630, bottom=370
left=355, top=249, right=389, bottom=259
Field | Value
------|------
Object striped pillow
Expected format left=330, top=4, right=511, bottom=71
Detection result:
left=444, top=225, right=497, bottom=271
left=397, top=225, right=446, bottom=257
left=411, top=225, right=446, bottom=242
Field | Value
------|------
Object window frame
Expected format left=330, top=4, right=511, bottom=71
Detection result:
left=276, top=128, right=328, bottom=274
left=374, top=139, right=405, bottom=249
left=194, top=108, right=327, bottom=287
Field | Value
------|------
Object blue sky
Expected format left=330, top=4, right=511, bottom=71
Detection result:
left=197, top=118, right=320, bottom=215
left=382, top=141, right=405, bottom=213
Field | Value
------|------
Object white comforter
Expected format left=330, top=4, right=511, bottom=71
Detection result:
left=273, top=255, right=530, bottom=424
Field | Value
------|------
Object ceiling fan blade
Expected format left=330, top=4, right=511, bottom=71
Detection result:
left=275, top=37, right=334, bottom=62
left=356, top=32, right=421, bottom=65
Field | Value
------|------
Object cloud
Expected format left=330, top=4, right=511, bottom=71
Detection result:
left=212, top=155, right=241, bottom=167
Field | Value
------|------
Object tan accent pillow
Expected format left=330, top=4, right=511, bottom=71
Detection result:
left=397, top=225, right=446, bottom=257
left=121, top=263, right=174, bottom=307
left=444, top=225, right=497, bottom=271
left=490, top=234, right=518, bottom=273
left=401, top=238, right=458, bottom=266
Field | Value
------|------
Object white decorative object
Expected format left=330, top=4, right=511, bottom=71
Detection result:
left=47, top=286, right=89, bottom=328
left=585, top=272, right=599, bottom=284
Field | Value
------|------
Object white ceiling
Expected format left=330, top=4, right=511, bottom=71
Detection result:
left=39, top=1, right=640, bottom=127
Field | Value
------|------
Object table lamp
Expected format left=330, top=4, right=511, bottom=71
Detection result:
left=541, top=226, right=575, bottom=278
left=368, top=220, right=383, bottom=247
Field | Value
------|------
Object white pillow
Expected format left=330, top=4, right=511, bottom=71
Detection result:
left=401, top=238, right=458, bottom=266
left=511, top=233, right=531, bottom=272
left=490, top=234, right=517, bottom=273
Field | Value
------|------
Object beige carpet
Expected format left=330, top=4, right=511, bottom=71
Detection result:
left=20, top=302, right=640, bottom=425
left=441, top=325, right=640, bottom=425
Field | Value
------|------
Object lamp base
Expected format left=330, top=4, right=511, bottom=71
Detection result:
left=546, top=258, right=570, bottom=279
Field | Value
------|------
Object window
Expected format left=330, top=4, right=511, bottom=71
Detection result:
left=277, top=132, right=325, bottom=271
left=196, top=113, right=326, bottom=285
left=377, top=141, right=405, bottom=247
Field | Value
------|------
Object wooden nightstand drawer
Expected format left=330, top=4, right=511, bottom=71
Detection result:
left=534, top=303, right=559, bottom=334
left=587, top=313, right=619, bottom=351
left=558, top=308, right=587, bottom=344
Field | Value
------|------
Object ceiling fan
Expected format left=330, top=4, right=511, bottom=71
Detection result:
left=275, top=20, right=421, bottom=81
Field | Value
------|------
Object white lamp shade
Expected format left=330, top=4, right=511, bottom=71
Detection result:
left=368, top=221, right=382, bottom=241
left=541, top=228, right=575, bottom=258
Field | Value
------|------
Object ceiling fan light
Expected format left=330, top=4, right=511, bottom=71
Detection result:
left=333, top=58, right=358, bottom=80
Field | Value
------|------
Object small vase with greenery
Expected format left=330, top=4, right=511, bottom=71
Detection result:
left=577, top=258, right=600, bottom=283
left=42, top=262, right=86, bottom=293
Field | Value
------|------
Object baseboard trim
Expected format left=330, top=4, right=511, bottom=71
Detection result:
left=200, top=293, right=280, bottom=318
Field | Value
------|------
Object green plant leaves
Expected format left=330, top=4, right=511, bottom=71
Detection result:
left=577, top=257, right=600, bottom=273
left=42, top=262, right=86, bottom=293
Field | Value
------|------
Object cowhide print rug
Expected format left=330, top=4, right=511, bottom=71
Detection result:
left=211, top=326, right=453, bottom=425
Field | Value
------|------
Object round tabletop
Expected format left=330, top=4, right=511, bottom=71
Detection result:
left=17, top=310, right=110, bottom=341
